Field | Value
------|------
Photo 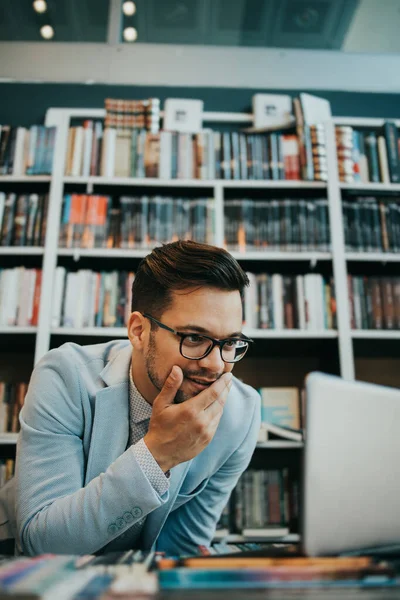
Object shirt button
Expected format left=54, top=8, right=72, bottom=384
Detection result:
left=108, top=523, right=118, bottom=535
left=132, top=507, right=142, bottom=518
left=115, top=517, right=125, bottom=529
left=123, top=511, right=134, bottom=524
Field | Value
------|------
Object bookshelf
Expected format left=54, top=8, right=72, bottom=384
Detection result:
left=333, top=115, right=400, bottom=386
left=2, top=104, right=400, bottom=542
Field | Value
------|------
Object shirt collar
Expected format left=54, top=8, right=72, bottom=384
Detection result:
left=129, top=365, right=153, bottom=424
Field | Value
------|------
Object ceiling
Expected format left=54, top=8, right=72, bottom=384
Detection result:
left=0, top=0, right=399, bottom=53
left=0, top=0, right=109, bottom=42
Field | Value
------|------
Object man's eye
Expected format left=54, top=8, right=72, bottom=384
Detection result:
left=224, top=340, right=238, bottom=348
left=185, top=335, right=205, bottom=344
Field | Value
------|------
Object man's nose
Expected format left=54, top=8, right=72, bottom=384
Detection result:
left=197, top=344, right=225, bottom=373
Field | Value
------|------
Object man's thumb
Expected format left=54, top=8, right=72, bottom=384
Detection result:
left=155, top=366, right=183, bottom=407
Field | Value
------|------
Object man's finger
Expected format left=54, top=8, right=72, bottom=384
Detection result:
left=154, top=366, right=183, bottom=409
left=204, top=382, right=231, bottom=417
left=186, top=372, right=232, bottom=412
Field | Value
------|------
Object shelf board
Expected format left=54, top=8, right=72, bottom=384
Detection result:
left=57, top=248, right=332, bottom=261
left=64, top=176, right=216, bottom=188
left=256, top=441, right=303, bottom=449
left=346, top=252, right=400, bottom=262
left=231, top=251, right=331, bottom=261
left=219, top=180, right=326, bottom=189
left=0, top=327, right=37, bottom=334
left=213, top=533, right=300, bottom=543
left=244, top=329, right=338, bottom=339
left=51, top=327, right=128, bottom=337
left=52, top=327, right=337, bottom=339
left=334, top=116, right=400, bottom=128
left=0, top=247, right=44, bottom=256
left=352, top=330, right=400, bottom=340
left=0, top=176, right=51, bottom=183
left=0, top=433, right=18, bottom=444
left=58, top=248, right=149, bottom=259
left=340, top=182, right=400, bottom=192
left=63, top=176, right=326, bottom=190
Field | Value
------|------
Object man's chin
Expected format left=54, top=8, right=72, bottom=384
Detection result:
left=173, top=389, right=190, bottom=404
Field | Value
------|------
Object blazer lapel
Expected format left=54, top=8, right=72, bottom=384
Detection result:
left=141, top=459, right=192, bottom=550
left=84, top=343, right=132, bottom=484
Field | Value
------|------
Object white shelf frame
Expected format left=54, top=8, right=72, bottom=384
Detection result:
left=0, top=248, right=44, bottom=256
left=0, top=434, right=18, bottom=444
left=340, top=183, right=400, bottom=193
left=256, top=441, right=303, bottom=449
left=50, top=327, right=337, bottom=340
left=0, top=176, right=51, bottom=183
left=346, top=252, right=400, bottom=263
left=244, top=329, right=338, bottom=339
left=57, top=248, right=332, bottom=262
left=323, top=120, right=354, bottom=380
left=64, top=175, right=326, bottom=191
left=0, top=327, right=37, bottom=334
left=351, top=331, right=400, bottom=340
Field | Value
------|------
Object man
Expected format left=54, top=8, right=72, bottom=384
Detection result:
left=3, top=240, right=260, bottom=556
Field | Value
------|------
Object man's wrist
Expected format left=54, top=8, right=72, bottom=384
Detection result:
left=143, top=434, right=172, bottom=473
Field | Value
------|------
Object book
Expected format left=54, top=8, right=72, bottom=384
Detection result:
left=260, top=422, right=303, bottom=442
left=259, top=387, right=300, bottom=429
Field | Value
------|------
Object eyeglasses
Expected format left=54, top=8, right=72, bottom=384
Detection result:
left=143, top=313, right=253, bottom=363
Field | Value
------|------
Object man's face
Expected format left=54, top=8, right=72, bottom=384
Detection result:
left=144, top=286, right=243, bottom=403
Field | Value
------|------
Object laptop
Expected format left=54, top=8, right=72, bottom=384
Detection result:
left=302, top=371, right=400, bottom=557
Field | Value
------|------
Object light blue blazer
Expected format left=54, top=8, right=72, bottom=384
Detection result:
left=0, top=340, right=260, bottom=556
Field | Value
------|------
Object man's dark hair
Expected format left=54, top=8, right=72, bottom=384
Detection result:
left=131, top=240, right=249, bottom=318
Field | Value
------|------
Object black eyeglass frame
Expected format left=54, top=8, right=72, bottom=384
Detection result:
left=143, top=313, right=253, bottom=363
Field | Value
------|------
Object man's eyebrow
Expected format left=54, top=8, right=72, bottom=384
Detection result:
left=177, top=324, right=244, bottom=338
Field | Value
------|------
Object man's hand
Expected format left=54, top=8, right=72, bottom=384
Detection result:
left=144, top=366, right=232, bottom=473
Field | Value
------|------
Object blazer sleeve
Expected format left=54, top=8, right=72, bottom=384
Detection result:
left=16, top=350, right=168, bottom=556
left=155, top=390, right=261, bottom=555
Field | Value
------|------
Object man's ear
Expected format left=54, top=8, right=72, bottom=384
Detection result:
left=127, top=312, right=148, bottom=350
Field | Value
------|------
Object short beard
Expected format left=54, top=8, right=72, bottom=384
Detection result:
left=146, top=332, right=187, bottom=403
left=145, top=332, right=223, bottom=404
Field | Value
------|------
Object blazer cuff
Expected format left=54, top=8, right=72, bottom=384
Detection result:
left=131, top=438, right=170, bottom=497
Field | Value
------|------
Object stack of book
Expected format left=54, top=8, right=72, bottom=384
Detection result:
left=224, top=197, right=330, bottom=252
left=157, top=555, right=397, bottom=590
left=0, top=550, right=398, bottom=595
left=343, top=196, right=400, bottom=252
left=104, top=97, right=160, bottom=133
left=0, top=125, right=56, bottom=176
left=0, top=458, right=14, bottom=488
left=59, top=194, right=215, bottom=249
left=233, top=468, right=299, bottom=537
left=0, top=193, right=48, bottom=247
left=0, top=381, right=27, bottom=435
left=258, top=386, right=303, bottom=443
left=65, top=125, right=303, bottom=181
left=336, top=122, right=400, bottom=184
left=51, top=268, right=135, bottom=329
left=293, top=94, right=330, bottom=182
left=0, top=267, right=42, bottom=327
left=348, top=275, right=400, bottom=330
left=244, top=272, right=336, bottom=330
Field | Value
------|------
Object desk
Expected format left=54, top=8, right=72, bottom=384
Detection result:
left=160, top=591, right=400, bottom=599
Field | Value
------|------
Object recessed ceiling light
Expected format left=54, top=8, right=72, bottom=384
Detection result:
left=33, top=0, right=47, bottom=13
left=40, top=24, right=54, bottom=39
left=122, top=1, right=136, bottom=17
left=123, top=27, right=137, bottom=42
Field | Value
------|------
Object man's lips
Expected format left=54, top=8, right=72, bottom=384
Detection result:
left=185, top=376, right=217, bottom=386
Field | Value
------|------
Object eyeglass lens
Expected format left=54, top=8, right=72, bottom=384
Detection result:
left=181, top=336, right=248, bottom=362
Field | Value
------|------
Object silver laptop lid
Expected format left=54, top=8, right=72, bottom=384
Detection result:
left=302, top=371, right=400, bottom=557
